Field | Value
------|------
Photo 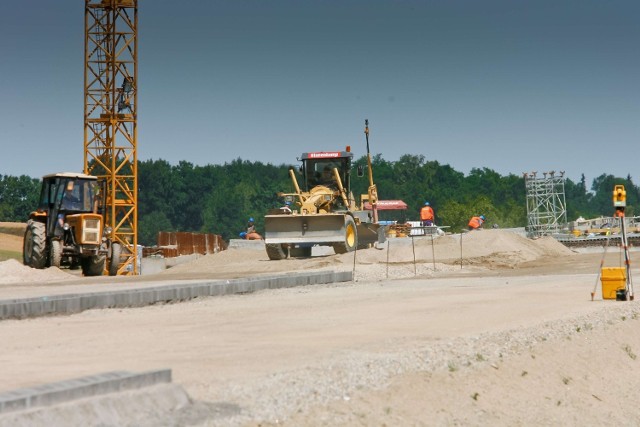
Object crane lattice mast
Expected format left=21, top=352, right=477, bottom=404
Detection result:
left=84, top=0, right=138, bottom=274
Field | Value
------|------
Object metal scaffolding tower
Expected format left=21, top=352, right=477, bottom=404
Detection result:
left=84, top=0, right=138, bottom=274
left=524, top=171, right=567, bottom=238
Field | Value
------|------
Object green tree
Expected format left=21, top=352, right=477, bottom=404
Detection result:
left=0, top=175, right=40, bottom=222
left=565, top=174, right=594, bottom=220
left=138, top=211, right=173, bottom=246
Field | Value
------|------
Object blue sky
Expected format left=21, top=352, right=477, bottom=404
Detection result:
left=1, top=1, right=639, bottom=186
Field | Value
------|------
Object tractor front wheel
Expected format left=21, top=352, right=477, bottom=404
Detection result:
left=49, top=240, right=62, bottom=268
left=81, top=254, right=106, bottom=276
left=109, top=242, right=122, bottom=276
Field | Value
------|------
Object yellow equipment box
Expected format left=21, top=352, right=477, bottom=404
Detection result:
left=601, top=267, right=626, bottom=300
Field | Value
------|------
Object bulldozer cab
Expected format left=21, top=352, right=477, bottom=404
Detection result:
left=301, top=151, right=353, bottom=191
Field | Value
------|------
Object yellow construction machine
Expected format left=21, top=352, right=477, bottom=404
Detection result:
left=264, top=120, right=385, bottom=259
left=23, top=172, right=120, bottom=276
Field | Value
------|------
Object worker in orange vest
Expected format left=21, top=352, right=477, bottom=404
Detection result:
left=468, top=215, right=485, bottom=230
left=244, top=217, right=263, bottom=240
left=420, top=202, right=435, bottom=226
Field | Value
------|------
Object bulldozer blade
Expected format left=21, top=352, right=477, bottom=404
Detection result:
left=265, top=214, right=348, bottom=245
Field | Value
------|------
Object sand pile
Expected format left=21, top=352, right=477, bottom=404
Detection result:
left=160, top=229, right=576, bottom=283
left=341, top=229, right=574, bottom=268
left=0, top=259, right=75, bottom=285
left=0, top=229, right=576, bottom=285
left=315, top=229, right=576, bottom=281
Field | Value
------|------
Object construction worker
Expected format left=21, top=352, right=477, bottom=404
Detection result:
left=281, top=201, right=293, bottom=214
left=420, top=202, right=435, bottom=226
left=61, top=184, right=82, bottom=211
left=320, top=165, right=336, bottom=187
left=245, top=217, right=263, bottom=240
left=468, top=215, right=485, bottom=230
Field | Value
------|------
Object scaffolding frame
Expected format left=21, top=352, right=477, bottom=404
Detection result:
left=84, top=0, right=138, bottom=274
left=524, top=171, right=567, bottom=238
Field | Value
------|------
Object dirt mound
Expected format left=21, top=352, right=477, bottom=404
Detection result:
left=0, top=229, right=576, bottom=285
left=0, top=259, right=75, bottom=285
left=159, top=229, right=575, bottom=283
left=341, top=229, right=574, bottom=268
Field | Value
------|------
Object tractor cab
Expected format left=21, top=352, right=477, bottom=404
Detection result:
left=300, top=150, right=353, bottom=192
left=37, top=173, right=100, bottom=236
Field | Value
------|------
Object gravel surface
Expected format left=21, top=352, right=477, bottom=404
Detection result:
left=1, top=229, right=639, bottom=426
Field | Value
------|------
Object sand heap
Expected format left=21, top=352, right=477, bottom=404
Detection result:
left=341, top=229, right=574, bottom=267
left=0, top=229, right=576, bottom=285
left=161, top=229, right=576, bottom=283
left=0, top=259, right=75, bottom=285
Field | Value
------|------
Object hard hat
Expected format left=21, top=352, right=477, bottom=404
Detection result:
left=249, top=217, right=254, bottom=222
left=239, top=231, right=247, bottom=238
left=424, top=202, right=430, bottom=206
left=285, top=201, right=291, bottom=206
left=480, top=215, right=485, bottom=220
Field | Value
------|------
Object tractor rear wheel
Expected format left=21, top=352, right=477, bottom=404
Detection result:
left=49, top=240, right=62, bottom=268
left=333, top=216, right=357, bottom=254
left=81, top=254, right=106, bottom=276
left=23, top=220, right=47, bottom=269
left=266, top=243, right=288, bottom=260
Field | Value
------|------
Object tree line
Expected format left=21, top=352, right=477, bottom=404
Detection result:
left=1, top=155, right=638, bottom=246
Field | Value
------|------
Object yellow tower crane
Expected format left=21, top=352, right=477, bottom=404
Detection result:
left=84, top=0, right=138, bottom=275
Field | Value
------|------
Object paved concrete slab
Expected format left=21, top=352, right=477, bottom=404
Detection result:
left=0, top=270, right=352, bottom=320
left=0, top=370, right=171, bottom=414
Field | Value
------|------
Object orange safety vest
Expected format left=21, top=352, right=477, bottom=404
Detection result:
left=468, top=216, right=483, bottom=229
left=420, top=206, right=434, bottom=221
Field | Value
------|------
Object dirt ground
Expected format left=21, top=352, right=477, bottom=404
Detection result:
left=0, top=227, right=639, bottom=426
left=0, top=222, right=24, bottom=253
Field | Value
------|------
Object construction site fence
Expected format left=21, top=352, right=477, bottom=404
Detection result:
left=143, top=231, right=228, bottom=258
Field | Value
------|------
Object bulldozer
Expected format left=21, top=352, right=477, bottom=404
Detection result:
left=22, top=172, right=120, bottom=276
left=264, top=120, right=385, bottom=260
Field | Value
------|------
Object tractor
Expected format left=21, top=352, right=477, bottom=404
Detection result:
left=23, top=172, right=120, bottom=276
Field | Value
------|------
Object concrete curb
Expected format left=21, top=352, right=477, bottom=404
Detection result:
left=0, top=369, right=171, bottom=414
left=0, top=270, right=352, bottom=320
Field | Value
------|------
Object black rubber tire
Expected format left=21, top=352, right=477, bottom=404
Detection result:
left=289, top=247, right=312, bottom=258
left=109, top=242, right=122, bottom=276
left=81, top=255, right=106, bottom=276
left=266, top=243, right=288, bottom=260
left=333, top=216, right=358, bottom=254
left=49, top=240, right=62, bottom=268
left=23, top=220, right=47, bottom=269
